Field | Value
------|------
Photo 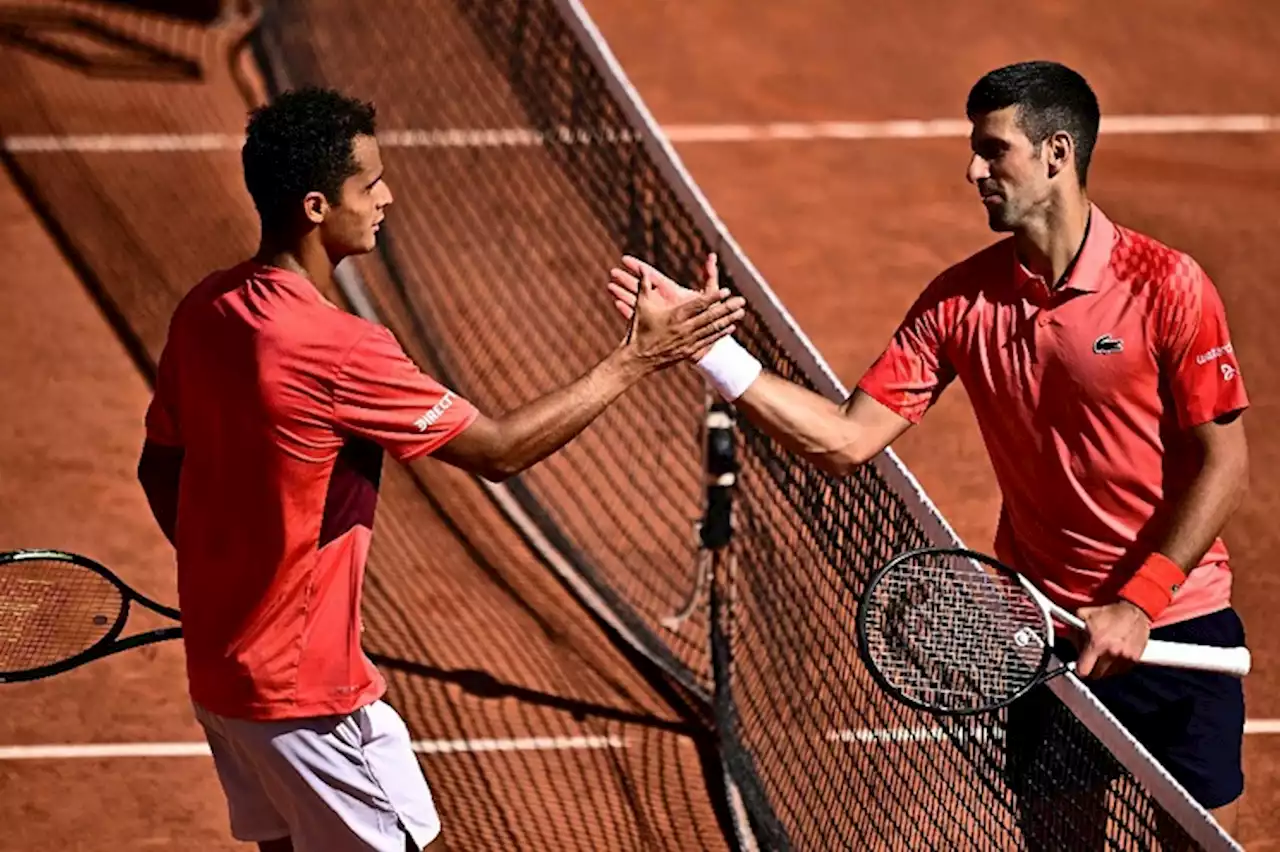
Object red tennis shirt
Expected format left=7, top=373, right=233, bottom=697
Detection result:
left=858, top=205, right=1248, bottom=627
left=145, top=261, right=478, bottom=720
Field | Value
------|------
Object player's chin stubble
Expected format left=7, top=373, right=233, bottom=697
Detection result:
left=985, top=203, right=1018, bottom=233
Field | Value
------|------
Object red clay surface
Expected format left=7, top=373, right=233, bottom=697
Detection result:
left=1, top=0, right=1278, bottom=849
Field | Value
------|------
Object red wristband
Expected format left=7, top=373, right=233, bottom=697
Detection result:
left=1118, top=553, right=1186, bottom=621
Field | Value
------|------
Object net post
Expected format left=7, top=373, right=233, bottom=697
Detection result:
left=701, top=391, right=754, bottom=852
left=700, top=396, right=736, bottom=554
left=701, top=393, right=778, bottom=852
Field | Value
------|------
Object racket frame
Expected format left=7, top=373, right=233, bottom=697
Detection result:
left=0, top=549, right=182, bottom=683
left=855, top=546, right=1062, bottom=717
left=857, top=546, right=1252, bottom=717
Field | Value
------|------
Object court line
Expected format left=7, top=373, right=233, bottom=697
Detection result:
left=825, top=725, right=1003, bottom=745
left=3, top=114, right=1279, bottom=153
left=7, top=721, right=1276, bottom=760
left=0, top=734, right=627, bottom=760
left=826, top=719, right=1280, bottom=745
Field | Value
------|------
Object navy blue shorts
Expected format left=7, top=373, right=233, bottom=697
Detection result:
left=1007, top=607, right=1246, bottom=812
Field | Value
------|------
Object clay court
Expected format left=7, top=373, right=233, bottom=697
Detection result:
left=1, top=0, right=1279, bottom=849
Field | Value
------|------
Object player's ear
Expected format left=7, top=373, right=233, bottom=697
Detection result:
left=302, top=191, right=329, bottom=225
left=1046, top=130, right=1073, bottom=180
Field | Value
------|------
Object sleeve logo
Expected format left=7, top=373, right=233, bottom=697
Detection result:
left=414, top=392, right=455, bottom=431
left=1195, top=343, right=1234, bottom=365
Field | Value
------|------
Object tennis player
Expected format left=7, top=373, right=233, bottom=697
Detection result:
left=607, top=61, right=1249, bottom=841
left=136, top=87, right=744, bottom=852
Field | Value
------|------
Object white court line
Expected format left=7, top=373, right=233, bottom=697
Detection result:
left=4, top=114, right=1280, bottom=153
left=825, top=725, right=1003, bottom=745
left=0, top=734, right=626, bottom=761
left=827, top=719, right=1280, bottom=745
left=1244, top=719, right=1280, bottom=735
left=3, top=722, right=1275, bottom=759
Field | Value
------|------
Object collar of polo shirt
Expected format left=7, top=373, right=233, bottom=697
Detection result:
left=1012, top=204, right=1119, bottom=301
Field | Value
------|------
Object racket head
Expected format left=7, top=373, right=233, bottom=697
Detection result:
left=856, top=546, right=1058, bottom=717
left=0, top=550, right=132, bottom=682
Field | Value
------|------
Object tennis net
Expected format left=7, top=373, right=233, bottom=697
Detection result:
left=252, top=0, right=1239, bottom=848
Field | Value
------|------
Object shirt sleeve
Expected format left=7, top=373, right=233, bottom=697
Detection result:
left=333, top=325, right=480, bottom=462
left=144, top=338, right=183, bottom=447
left=855, top=274, right=959, bottom=424
left=1154, top=257, right=1249, bottom=429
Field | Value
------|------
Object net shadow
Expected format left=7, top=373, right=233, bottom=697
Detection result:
left=0, top=7, right=201, bottom=80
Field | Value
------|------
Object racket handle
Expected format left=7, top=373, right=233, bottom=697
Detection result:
left=1140, top=639, right=1252, bottom=677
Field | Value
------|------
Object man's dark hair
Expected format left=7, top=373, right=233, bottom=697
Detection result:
left=966, top=61, right=1101, bottom=185
left=242, top=87, right=377, bottom=229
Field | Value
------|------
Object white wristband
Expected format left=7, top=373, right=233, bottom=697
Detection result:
left=695, top=337, right=762, bottom=402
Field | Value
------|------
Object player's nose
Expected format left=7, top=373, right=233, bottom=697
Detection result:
left=966, top=154, right=989, bottom=185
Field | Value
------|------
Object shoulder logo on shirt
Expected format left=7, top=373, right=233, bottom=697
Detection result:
left=414, top=392, right=455, bottom=432
left=1092, top=334, right=1124, bottom=355
left=1195, top=343, right=1234, bottom=365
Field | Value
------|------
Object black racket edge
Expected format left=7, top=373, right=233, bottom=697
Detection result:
left=854, top=545, right=1057, bottom=718
left=0, top=625, right=184, bottom=684
left=1, top=549, right=181, bottom=620
left=0, top=549, right=183, bottom=684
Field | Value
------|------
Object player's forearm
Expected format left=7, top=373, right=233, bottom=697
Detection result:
left=486, top=348, right=648, bottom=479
left=1151, top=437, right=1249, bottom=573
left=1114, top=421, right=1249, bottom=622
left=694, top=338, right=900, bottom=476
left=733, top=373, right=872, bottom=476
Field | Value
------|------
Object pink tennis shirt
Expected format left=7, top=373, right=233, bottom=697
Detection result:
left=858, top=205, right=1248, bottom=627
left=145, top=261, right=478, bottom=719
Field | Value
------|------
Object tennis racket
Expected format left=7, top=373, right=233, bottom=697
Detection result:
left=855, top=546, right=1252, bottom=717
left=0, top=549, right=181, bottom=684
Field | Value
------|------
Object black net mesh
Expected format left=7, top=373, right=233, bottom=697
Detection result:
left=250, top=0, right=1213, bottom=849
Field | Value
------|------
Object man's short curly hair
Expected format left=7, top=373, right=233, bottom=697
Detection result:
left=242, top=87, right=377, bottom=229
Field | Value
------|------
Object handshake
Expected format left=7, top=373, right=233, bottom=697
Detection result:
left=606, top=253, right=764, bottom=402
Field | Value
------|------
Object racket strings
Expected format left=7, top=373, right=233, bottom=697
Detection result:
left=862, top=558, right=1050, bottom=713
left=0, top=560, right=124, bottom=672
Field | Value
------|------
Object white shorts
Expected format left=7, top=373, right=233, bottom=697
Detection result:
left=194, top=699, right=442, bottom=851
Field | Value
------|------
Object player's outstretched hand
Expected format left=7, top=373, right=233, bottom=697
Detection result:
left=621, top=257, right=745, bottom=371
left=610, top=253, right=733, bottom=361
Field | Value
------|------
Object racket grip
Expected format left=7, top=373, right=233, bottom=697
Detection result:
left=1140, top=639, right=1252, bottom=677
